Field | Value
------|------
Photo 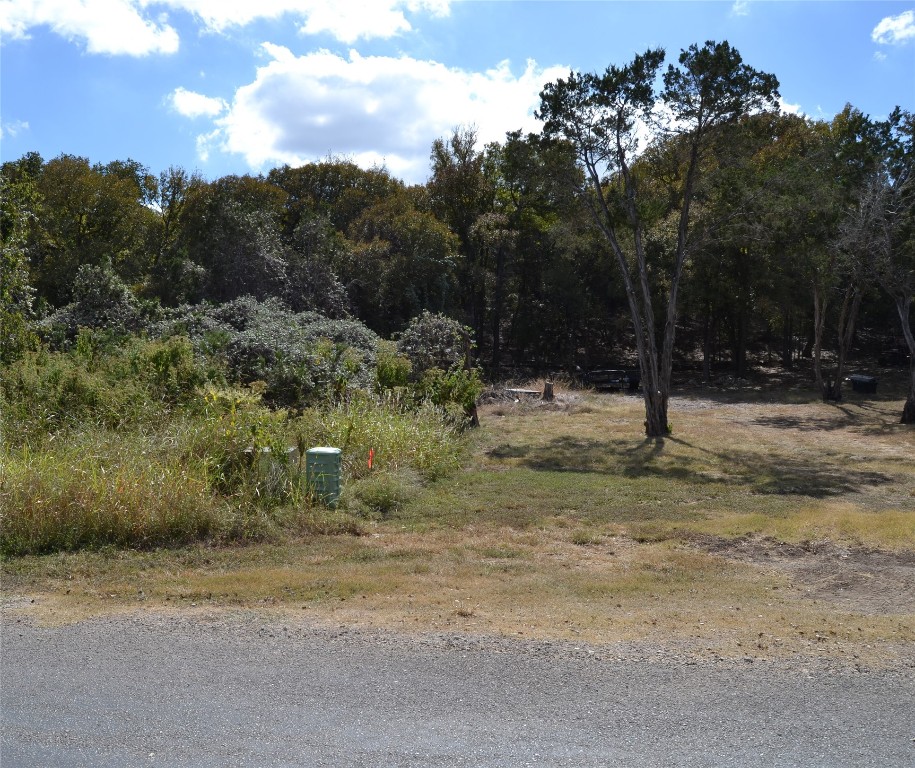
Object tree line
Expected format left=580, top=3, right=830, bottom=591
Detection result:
left=2, top=41, right=913, bottom=432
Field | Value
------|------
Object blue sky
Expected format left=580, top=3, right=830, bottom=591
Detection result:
left=2, top=1, right=913, bottom=184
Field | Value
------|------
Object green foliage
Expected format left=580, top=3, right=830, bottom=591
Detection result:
left=0, top=248, right=36, bottom=363
left=182, top=386, right=298, bottom=504
left=392, top=311, right=482, bottom=420
left=293, top=393, right=463, bottom=482
left=0, top=333, right=208, bottom=447
left=1, top=344, right=149, bottom=445
left=284, top=213, right=351, bottom=317
left=40, top=263, right=142, bottom=344
left=177, top=175, right=288, bottom=304
left=0, top=166, right=39, bottom=363
left=415, top=366, right=484, bottom=417
left=538, top=42, right=780, bottom=437
left=0, top=328, right=466, bottom=556
left=374, top=340, right=412, bottom=391
left=156, top=297, right=379, bottom=408
left=27, top=154, right=158, bottom=306
left=344, top=194, right=460, bottom=334
left=268, top=159, right=403, bottom=234
left=396, top=310, right=470, bottom=374
left=131, top=335, right=205, bottom=404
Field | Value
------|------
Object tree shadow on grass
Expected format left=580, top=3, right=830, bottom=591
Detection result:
left=749, top=402, right=907, bottom=437
left=721, top=452, right=892, bottom=496
left=750, top=414, right=860, bottom=432
left=508, top=436, right=699, bottom=479
left=490, top=435, right=894, bottom=499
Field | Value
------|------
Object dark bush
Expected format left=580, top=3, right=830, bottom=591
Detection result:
left=154, top=296, right=379, bottom=407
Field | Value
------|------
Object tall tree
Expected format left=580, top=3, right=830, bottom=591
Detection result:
left=811, top=108, right=886, bottom=401
left=840, top=109, right=915, bottom=422
left=427, top=127, right=492, bottom=345
left=27, top=154, right=157, bottom=306
left=538, top=42, right=779, bottom=436
left=345, top=192, right=459, bottom=335
left=0, top=155, right=41, bottom=362
left=268, top=160, right=402, bottom=238
left=177, top=175, right=288, bottom=303
left=482, top=130, right=592, bottom=372
left=146, top=166, right=205, bottom=305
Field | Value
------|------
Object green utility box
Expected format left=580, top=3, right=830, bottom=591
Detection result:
left=305, top=447, right=342, bottom=507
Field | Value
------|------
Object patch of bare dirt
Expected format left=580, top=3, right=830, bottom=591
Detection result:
left=695, top=535, right=915, bottom=615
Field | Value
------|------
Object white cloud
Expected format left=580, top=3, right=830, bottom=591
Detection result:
left=297, top=1, right=412, bottom=44
left=871, top=10, right=915, bottom=45
left=185, top=46, right=568, bottom=183
left=162, top=0, right=451, bottom=40
left=730, top=1, right=750, bottom=18
left=0, top=119, right=30, bottom=138
left=0, top=0, right=179, bottom=56
left=169, top=87, right=227, bottom=118
left=778, top=97, right=803, bottom=116
left=0, top=0, right=452, bottom=54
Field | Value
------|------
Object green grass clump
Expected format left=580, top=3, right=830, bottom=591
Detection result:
left=293, top=394, right=464, bottom=483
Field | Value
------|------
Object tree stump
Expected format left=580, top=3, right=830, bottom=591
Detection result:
left=541, top=380, right=554, bottom=401
left=902, top=398, right=915, bottom=425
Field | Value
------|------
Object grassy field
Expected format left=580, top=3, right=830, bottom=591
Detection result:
left=4, top=381, right=914, bottom=665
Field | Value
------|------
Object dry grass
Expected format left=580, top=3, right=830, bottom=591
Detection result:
left=4, top=386, right=915, bottom=665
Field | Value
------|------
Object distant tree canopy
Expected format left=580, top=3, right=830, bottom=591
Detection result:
left=2, top=41, right=912, bottom=424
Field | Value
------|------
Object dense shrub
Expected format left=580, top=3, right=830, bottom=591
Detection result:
left=393, top=311, right=483, bottom=423
left=39, top=263, right=144, bottom=344
left=131, top=335, right=205, bottom=404
left=2, top=342, right=146, bottom=445
left=292, top=392, right=463, bottom=483
left=415, top=366, right=483, bottom=417
left=374, top=339, right=411, bottom=391
left=0, top=300, right=476, bottom=556
left=0, top=383, right=464, bottom=555
left=0, top=332, right=208, bottom=446
left=180, top=385, right=297, bottom=502
left=155, top=296, right=379, bottom=407
left=396, top=310, right=470, bottom=374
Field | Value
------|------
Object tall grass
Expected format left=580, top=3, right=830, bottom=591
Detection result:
left=0, top=436, right=220, bottom=556
left=296, top=393, right=464, bottom=482
left=0, top=356, right=468, bottom=556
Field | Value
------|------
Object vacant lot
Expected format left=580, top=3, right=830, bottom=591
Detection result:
left=4, top=382, right=914, bottom=668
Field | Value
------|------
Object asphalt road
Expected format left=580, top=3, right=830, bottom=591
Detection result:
left=2, top=613, right=914, bottom=767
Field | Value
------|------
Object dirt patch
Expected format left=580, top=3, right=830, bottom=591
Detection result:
left=695, top=535, right=915, bottom=615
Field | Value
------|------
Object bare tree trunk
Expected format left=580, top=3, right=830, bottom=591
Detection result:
left=581, top=161, right=667, bottom=438
left=490, top=245, right=506, bottom=372
left=812, top=281, right=826, bottom=395
left=734, top=304, right=748, bottom=377
left=462, top=331, right=480, bottom=428
left=780, top=306, right=793, bottom=368
left=541, top=380, right=554, bottom=401
left=702, top=307, right=714, bottom=382
left=643, top=389, right=669, bottom=436
left=823, top=284, right=862, bottom=402
left=903, top=369, right=915, bottom=424
left=895, top=294, right=915, bottom=424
